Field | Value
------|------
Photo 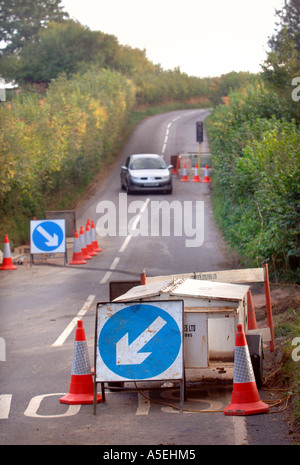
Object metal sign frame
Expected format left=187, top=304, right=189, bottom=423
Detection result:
left=93, top=300, right=184, bottom=414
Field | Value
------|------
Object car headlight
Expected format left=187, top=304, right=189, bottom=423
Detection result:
left=129, top=175, right=140, bottom=182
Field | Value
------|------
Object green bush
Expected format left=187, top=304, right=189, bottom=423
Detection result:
left=207, top=83, right=300, bottom=278
left=0, top=68, right=136, bottom=244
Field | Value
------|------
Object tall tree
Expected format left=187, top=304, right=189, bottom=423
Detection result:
left=0, top=0, right=68, bottom=54
left=261, top=0, right=300, bottom=121
left=268, top=0, right=300, bottom=53
left=12, top=20, right=120, bottom=83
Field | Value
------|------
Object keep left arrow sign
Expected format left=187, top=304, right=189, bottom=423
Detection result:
left=116, top=316, right=167, bottom=365
left=36, top=225, right=58, bottom=247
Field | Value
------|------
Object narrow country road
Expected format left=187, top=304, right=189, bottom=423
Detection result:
left=0, top=109, right=292, bottom=446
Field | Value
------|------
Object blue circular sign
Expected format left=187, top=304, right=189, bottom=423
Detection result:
left=32, top=221, right=64, bottom=252
left=99, top=304, right=181, bottom=380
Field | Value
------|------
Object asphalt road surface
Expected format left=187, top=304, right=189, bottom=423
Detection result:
left=0, top=109, right=292, bottom=446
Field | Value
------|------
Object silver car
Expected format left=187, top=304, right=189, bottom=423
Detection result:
left=121, top=154, right=173, bottom=194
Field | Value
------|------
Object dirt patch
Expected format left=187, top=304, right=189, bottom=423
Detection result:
left=251, top=284, right=300, bottom=442
left=251, top=283, right=299, bottom=386
left=252, top=284, right=300, bottom=322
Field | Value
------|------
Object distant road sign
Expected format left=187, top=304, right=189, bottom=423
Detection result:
left=30, top=219, right=66, bottom=254
left=95, top=301, right=183, bottom=382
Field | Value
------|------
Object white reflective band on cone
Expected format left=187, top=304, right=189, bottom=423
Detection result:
left=233, top=346, right=255, bottom=384
left=71, top=341, right=91, bottom=375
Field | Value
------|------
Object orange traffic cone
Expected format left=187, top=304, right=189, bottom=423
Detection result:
left=180, top=164, right=189, bottom=182
left=60, top=320, right=102, bottom=405
left=69, top=230, right=87, bottom=265
left=0, top=235, right=17, bottom=270
left=202, top=165, right=211, bottom=183
left=192, top=164, right=201, bottom=182
left=85, top=223, right=97, bottom=257
left=79, top=226, right=92, bottom=260
left=90, top=220, right=102, bottom=252
left=247, top=290, right=257, bottom=330
left=224, top=324, right=269, bottom=416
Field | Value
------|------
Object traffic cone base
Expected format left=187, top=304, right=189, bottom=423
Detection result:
left=92, top=242, right=102, bottom=253
left=0, top=235, right=17, bottom=270
left=60, top=375, right=102, bottom=405
left=224, top=381, right=269, bottom=416
left=69, top=255, right=87, bottom=265
left=224, top=324, right=269, bottom=416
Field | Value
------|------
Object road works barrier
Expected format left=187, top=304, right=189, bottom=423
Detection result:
left=0, top=235, right=17, bottom=271
left=224, top=324, right=269, bottom=416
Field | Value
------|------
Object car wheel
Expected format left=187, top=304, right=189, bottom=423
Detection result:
left=126, top=181, right=132, bottom=195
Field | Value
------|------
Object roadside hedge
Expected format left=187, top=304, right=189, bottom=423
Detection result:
left=206, top=83, right=300, bottom=279
left=0, top=68, right=136, bottom=244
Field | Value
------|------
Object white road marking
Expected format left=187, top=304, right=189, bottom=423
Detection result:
left=100, top=257, right=120, bottom=284
left=136, top=391, right=151, bottom=415
left=0, top=395, right=12, bottom=419
left=232, top=417, right=248, bottom=445
left=118, top=198, right=150, bottom=253
left=24, top=393, right=81, bottom=418
left=119, top=234, right=132, bottom=253
left=52, top=294, right=96, bottom=347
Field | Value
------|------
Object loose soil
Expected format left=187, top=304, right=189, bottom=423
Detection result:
left=251, top=283, right=300, bottom=442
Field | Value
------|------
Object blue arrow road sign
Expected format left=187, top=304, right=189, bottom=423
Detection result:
left=30, top=219, right=65, bottom=254
left=96, top=301, right=183, bottom=382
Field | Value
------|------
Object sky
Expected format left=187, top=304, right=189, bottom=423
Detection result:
left=60, top=0, right=285, bottom=78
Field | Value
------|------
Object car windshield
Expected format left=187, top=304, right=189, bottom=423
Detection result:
left=130, top=157, right=166, bottom=170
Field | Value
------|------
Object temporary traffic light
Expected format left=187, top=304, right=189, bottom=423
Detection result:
left=196, top=121, right=203, bottom=143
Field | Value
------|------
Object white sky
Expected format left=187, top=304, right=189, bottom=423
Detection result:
left=61, top=0, right=284, bottom=78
